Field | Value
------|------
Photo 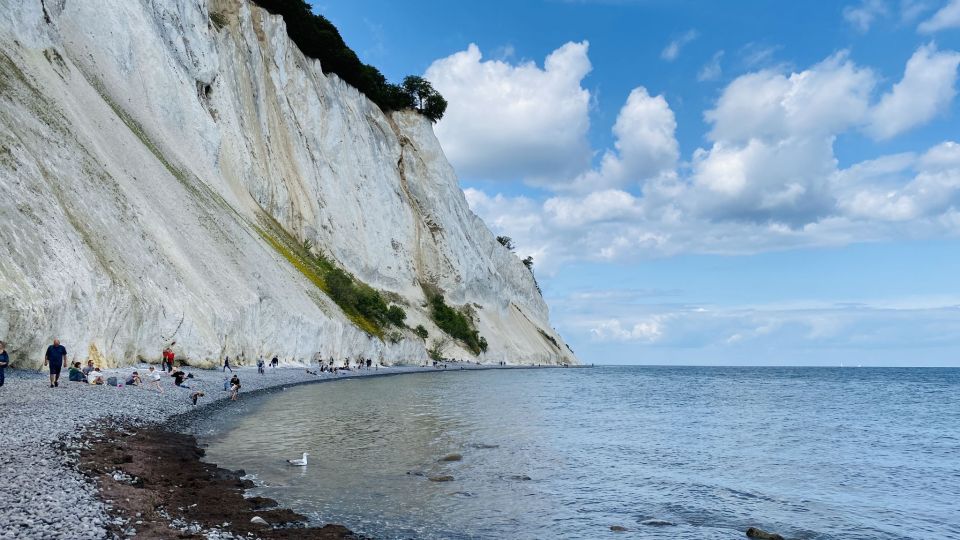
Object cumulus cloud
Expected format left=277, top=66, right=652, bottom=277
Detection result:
left=446, top=43, right=960, bottom=269
left=561, top=87, right=678, bottom=192
left=843, top=0, right=890, bottom=31
left=660, top=29, right=698, bottom=62
left=425, top=42, right=593, bottom=182
left=918, top=0, right=960, bottom=32
left=867, top=43, right=960, bottom=139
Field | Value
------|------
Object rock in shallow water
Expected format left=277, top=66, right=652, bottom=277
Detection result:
left=439, top=453, right=463, bottom=462
left=746, top=526, right=785, bottom=540
left=428, top=475, right=455, bottom=482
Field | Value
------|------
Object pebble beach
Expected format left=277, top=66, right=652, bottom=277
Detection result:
left=0, top=362, right=504, bottom=539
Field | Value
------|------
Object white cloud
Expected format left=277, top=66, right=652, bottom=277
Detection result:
left=900, top=0, right=936, bottom=23
left=698, top=50, right=724, bottom=82
left=448, top=44, right=960, bottom=267
left=867, top=43, right=960, bottom=139
left=425, top=42, right=593, bottom=182
left=561, top=87, right=678, bottom=192
left=564, top=295, right=960, bottom=360
left=660, top=29, right=698, bottom=62
left=843, top=0, right=890, bottom=32
left=706, top=52, right=875, bottom=143
left=918, top=0, right=960, bottom=32
left=589, top=318, right=665, bottom=342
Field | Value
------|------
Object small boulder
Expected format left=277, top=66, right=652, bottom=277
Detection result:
left=610, top=525, right=628, bottom=532
left=250, top=516, right=269, bottom=526
left=428, top=475, right=455, bottom=482
left=746, top=527, right=784, bottom=540
left=439, top=453, right=463, bottom=462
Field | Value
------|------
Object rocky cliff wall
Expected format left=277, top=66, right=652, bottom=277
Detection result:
left=0, top=0, right=576, bottom=368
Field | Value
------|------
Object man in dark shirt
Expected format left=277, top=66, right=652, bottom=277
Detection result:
left=0, top=341, right=9, bottom=387
left=44, top=338, right=67, bottom=388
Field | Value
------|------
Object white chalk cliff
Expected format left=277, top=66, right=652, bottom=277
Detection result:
left=0, top=0, right=576, bottom=368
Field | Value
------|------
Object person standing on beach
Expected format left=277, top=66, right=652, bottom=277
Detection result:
left=257, top=357, right=265, bottom=375
left=0, top=341, right=9, bottom=387
left=229, top=374, right=241, bottom=400
left=223, top=356, right=233, bottom=372
left=44, top=338, right=67, bottom=388
left=162, top=347, right=174, bottom=372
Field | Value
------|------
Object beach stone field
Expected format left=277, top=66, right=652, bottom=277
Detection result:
left=0, top=363, right=480, bottom=539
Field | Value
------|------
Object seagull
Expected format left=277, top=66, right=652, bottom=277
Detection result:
left=286, top=452, right=309, bottom=466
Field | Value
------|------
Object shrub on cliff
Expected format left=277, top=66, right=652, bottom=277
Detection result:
left=428, top=294, right=485, bottom=354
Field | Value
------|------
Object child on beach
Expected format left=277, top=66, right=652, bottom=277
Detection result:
left=125, top=371, right=142, bottom=386
left=147, top=366, right=163, bottom=394
left=87, top=367, right=104, bottom=385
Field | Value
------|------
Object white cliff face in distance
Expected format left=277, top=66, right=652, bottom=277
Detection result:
left=0, top=0, right=576, bottom=368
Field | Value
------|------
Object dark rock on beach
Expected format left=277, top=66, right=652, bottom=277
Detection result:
left=439, top=453, right=463, bottom=462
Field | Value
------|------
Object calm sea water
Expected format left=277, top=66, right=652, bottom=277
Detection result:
left=196, top=366, right=960, bottom=539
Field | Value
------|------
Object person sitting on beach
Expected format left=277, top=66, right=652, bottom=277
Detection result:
left=171, top=368, right=190, bottom=388
left=68, top=362, right=86, bottom=383
left=147, top=366, right=163, bottom=394
left=81, top=359, right=95, bottom=377
left=87, top=367, right=104, bottom=385
left=125, top=371, right=142, bottom=386
left=229, top=374, right=241, bottom=400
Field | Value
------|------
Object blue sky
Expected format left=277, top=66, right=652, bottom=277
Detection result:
left=311, top=0, right=960, bottom=366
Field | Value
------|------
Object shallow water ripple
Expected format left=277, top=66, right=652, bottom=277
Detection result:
left=197, top=366, right=960, bottom=539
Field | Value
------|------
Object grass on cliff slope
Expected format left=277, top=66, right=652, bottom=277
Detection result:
left=255, top=213, right=405, bottom=338
left=426, top=292, right=487, bottom=355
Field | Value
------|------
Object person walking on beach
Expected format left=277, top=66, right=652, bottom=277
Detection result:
left=44, top=338, right=67, bottom=388
left=0, top=341, right=9, bottom=387
left=147, top=366, right=163, bottom=394
left=223, top=355, right=233, bottom=372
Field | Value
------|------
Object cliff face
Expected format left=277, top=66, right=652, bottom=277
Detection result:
left=0, top=0, right=576, bottom=368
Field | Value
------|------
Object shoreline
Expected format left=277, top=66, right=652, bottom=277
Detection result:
left=0, top=362, right=559, bottom=539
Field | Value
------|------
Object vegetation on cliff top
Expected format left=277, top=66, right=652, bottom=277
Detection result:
left=248, top=0, right=447, bottom=122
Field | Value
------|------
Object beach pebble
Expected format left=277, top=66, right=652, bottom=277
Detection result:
left=610, top=525, right=628, bottom=532
left=0, top=364, right=453, bottom=538
left=250, top=516, right=269, bottom=526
